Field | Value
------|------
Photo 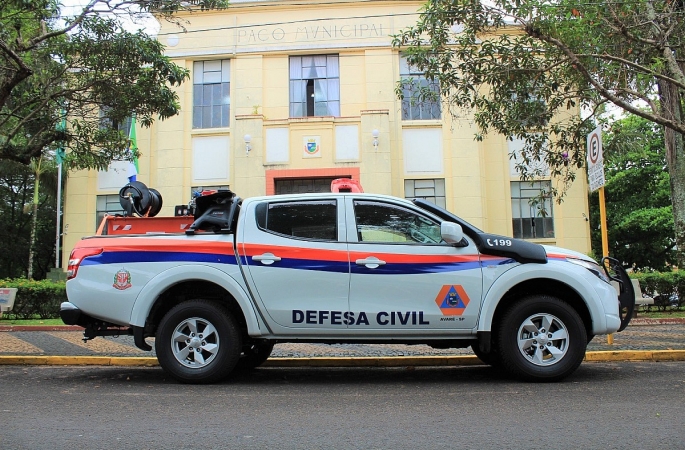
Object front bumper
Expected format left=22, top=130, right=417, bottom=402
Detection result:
left=602, top=257, right=635, bottom=332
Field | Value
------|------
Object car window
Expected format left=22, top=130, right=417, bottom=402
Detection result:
left=353, top=200, right=443, bottom=244
left=256, top=200, right=337, bottom=241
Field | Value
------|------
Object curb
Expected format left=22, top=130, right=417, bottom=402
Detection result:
left=1, top=350, right=684, bottom=367
left=628, top=317, right=685, bottom=326
left=0, top=325, right=84, bottom=332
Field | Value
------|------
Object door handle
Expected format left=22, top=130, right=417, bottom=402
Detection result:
left=252, top=253, right=282, bottom=265
left=355, top=257, right=386, bottom=269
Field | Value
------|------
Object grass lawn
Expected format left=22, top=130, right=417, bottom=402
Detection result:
left=638, top=309, right=685, bottom=318
left=0, top=318, right=66, bottom=326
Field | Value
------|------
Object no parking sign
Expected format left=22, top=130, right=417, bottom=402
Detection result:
left=587, top=126, right=605, bottom=192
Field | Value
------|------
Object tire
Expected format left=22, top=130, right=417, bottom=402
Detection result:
left=470, top=343, right=501, bottom=367
left=497, top=295, right=587, bottom=382
left=236, top=342, right=275, bottom=370
left=156, top=300, right=242, bottom=384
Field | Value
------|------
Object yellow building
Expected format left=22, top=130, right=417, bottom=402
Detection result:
left=61, top=0, right=592, bottom=267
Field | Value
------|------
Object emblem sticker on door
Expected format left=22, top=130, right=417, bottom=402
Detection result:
left=435, top=285, right=470, bottom=316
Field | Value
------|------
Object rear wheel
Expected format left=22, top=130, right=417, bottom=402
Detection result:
left=498, top=295, right=587, bottom=382
left=156, top=300, right=241, bottom=384
left=237, top=342, right=275, bottom=370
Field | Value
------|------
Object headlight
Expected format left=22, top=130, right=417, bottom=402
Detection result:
left=567, top=258, right=611, bottom=283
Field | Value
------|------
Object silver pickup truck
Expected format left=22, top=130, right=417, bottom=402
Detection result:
left=61, top=190, right=634, bottom=383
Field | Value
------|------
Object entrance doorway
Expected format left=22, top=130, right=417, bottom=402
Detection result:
left=274, top=177, right=350, bottom=195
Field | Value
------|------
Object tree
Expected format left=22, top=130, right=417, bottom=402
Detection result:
left=590, top=115, right=675, bottom=270
left=393, top=0, right=685, bottom=265
left=26, top=156, right=59, bottom=279
left=1, top=0, right=227, bottom=171
left=0, top=159, right=57, bottom=279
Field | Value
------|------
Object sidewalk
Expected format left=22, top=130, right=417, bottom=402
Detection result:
left=1, top=318, right=684, bottom=366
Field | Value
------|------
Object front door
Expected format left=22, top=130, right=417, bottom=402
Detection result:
left=346, top=198, right=483, bottom=333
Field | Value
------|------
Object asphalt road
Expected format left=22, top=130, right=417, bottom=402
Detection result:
left=1, top=361, right=684, bottom=449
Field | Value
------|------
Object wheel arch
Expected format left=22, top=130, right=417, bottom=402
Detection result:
left=478, top=264, right=602, bottom=338
left=129, top=265, right=263, bottom=337
left=489, top=279, right=593, bottom=340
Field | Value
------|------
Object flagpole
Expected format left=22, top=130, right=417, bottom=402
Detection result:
left=55, top=161, right=62, bottom=269
left=55, top=109, right=66, bottom=270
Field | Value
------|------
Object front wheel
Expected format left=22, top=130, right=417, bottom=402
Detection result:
left=156, top=300, right=242, bottom=384
left=498, top=296, right=587, bottom=382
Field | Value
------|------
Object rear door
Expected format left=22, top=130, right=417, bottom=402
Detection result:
left=240, top=197, right=350, bottom=334
left=346, top=197, right=483, bottom=333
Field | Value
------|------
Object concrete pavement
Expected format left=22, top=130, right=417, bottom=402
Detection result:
left=1, top=318, right=684, bottom=367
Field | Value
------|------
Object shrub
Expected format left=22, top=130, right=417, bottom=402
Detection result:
left=0, top=279, right=66, bottom=319
left=631, top=271, right=684, bottom=311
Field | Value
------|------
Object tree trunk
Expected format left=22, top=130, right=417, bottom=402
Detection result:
left=27, top=200, right=38, bottom=279
left=27, top=162, right=40, bottom=280
left=659, top=79, right=685, bottom=268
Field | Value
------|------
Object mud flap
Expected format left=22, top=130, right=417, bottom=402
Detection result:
left=601, top=257, right=635, bottom=332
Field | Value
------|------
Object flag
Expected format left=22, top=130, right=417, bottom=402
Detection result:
left=55, top=109, right=66, bottom=165
left=127, top=115, right=139, bottom=182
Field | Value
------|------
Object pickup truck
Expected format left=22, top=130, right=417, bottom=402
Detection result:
left=61, top=190, right=635, bottom=383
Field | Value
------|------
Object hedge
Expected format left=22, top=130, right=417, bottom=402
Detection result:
left=0, top=271, right=682, bottom=320
left=0, top=279, right=67, bottom=319
left=631, top=271, right=685, bottom=311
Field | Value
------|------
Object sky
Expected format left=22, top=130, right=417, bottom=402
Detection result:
left=58, top=0, right=160, bottom=35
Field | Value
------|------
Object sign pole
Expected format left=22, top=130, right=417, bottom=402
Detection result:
left=587, top=126, right=613, bottom=344
left=599, top=185, right=613, bottom=344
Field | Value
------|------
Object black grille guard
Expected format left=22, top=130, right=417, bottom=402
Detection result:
left=601, top=257, right=635, bottom=332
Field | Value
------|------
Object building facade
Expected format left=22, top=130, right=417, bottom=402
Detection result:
left=61, top=0, right=592, bottom=268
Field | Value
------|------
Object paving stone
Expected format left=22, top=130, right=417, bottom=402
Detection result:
left=0, top=334, right=42, bottom=354
left=1, top=324, right=683, bottom=358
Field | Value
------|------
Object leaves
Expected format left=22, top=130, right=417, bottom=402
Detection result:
left=393, top=0, right=684, bottom=189
left=0, top=159, right=60, bottom=278
left=589, top=115, right=675, bottom=270
left=0, top=0, right=225, bottom=170
left=394, top=0, right=684, bottom=263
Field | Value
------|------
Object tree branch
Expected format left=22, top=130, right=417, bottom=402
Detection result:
left=585, top=53, right=685, bottom=91
left=0, top=41, right=33, bottom=108
left=526, top=27, right=685, bottom=135
left=21, top=0, right=99, bottom=52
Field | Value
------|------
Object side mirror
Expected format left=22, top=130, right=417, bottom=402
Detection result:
left=441, top=221, right=465, bottom=245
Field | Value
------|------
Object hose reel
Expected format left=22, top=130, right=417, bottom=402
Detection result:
left=119, top=181, right=163, bottom=217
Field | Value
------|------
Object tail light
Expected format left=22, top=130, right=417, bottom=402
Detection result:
left=67, top=247, right=103, bottom=280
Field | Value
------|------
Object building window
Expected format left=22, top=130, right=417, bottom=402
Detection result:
left=510, top=90, right=549, bottom=128
left=404, top=179, right=446, bottom=208
left=99, top=108, right=131, bottom=135
left=511, top=181, right=554, bottom=239
left=399, top=55, right=441, bottom=120
left=96, top=194, right=124, bottom=230
left=193, top=60, right=230, bottom=129
left=289, top=55, right=340, bottom=117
